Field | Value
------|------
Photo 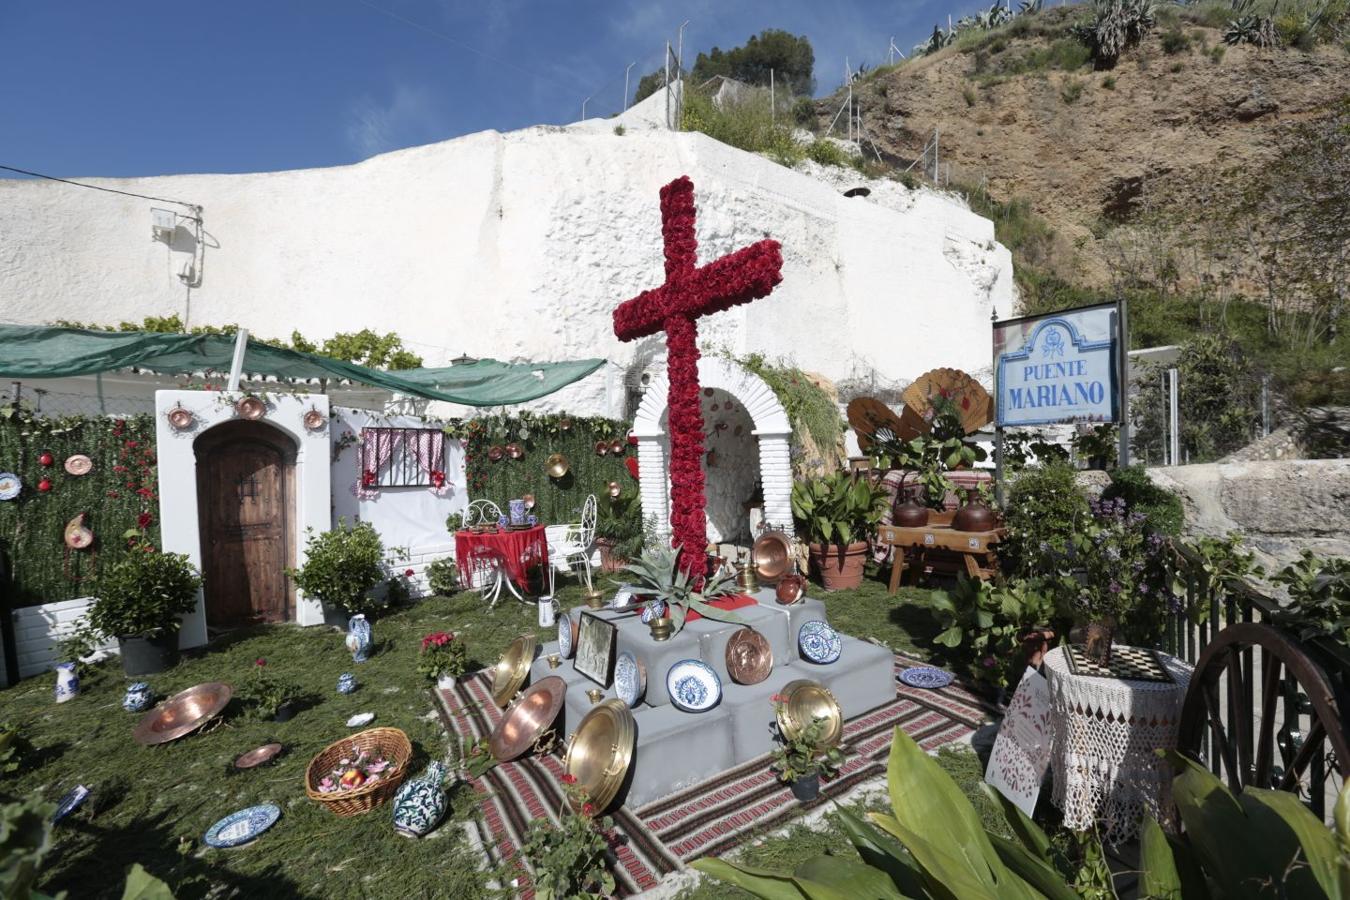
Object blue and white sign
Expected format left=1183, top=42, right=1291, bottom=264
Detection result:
left=994, top=303, right=1121, bottom=427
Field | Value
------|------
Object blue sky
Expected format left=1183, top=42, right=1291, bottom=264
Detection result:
left=1, top=1, right=989, bottom=178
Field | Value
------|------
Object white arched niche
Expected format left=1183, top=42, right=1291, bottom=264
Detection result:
left=631, top=357, right=794, bottom=546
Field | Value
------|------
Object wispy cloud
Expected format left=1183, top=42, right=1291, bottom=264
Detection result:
left=345, top=82, right=449, bottom=158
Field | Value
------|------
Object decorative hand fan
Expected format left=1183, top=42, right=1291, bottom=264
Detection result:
left=64, top=513, right=94, bottom=550
left=846, top=397, right=926, bottom=452
left=900, top=368, right=993, bottom=435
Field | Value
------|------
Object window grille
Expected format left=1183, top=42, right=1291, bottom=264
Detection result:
left=360, top=427, right=446, bottom=487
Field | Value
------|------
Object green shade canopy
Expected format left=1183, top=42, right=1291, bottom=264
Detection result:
left=0, top=325, right=606, bottom=407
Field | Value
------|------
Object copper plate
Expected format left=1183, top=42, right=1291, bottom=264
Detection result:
left=235, top=396, right=266, bottom=420
left=506, top=442, right=524, bottom=460
left=725, top=628, right=774, bottom=685
left=752, top=531, right=792, bottom=584
left=775, top=679, right=842, bottom=751
left=234, top=742, right=283, bottom=769
left=489, top=676, right=566, bottom=762
left=488, top=445, right=505, bottom=462
left=775, top=573, right=806, bottom=605
left=491, top=634, right=538, bottom=707
left=63, top=454, right=93, bottom=476
left=303, top=409, right=326, bottom=431
left=563, top=699, right=635, bottom=814
left=167, top=405, right=195, bottom=431
left=133, top=682, right=233, bottom=746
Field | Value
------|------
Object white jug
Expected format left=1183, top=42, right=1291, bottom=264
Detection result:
left=537, top=596, right=558, bottom=628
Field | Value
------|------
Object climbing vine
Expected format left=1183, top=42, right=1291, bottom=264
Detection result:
left=0, top=410, right=161, bottom=607
left=732, top=352, right=845, bottom=474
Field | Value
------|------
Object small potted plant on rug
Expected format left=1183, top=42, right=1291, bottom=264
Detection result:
left=517, top=773, right=615, bottom=899
left=770, top=694, right=844, bottom=802
left=790, top=471, right=889, bottom=590
left=288, top=520, right=387, bottom=617
left=417, top=631, right=467, bottom=691
left=87, top=542, right=202, bottom=676
left=240, top=657, right=303, bottom=721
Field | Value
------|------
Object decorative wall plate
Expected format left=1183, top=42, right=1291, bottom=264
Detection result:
left=639, top=599, right=667, bottom=624
left=557, top=612, right=578, bottom=658
left=666, top=659, right=722, bottom=712
left=167, top=405, right=195, bottom=430
left=63, top=454, right=92, bottom=476
left=776, top=679, right=843, bottom=750
left=204, top=803, right=281, bottom=849
left=725, top=628, right=773, bottom=685
left=235, top=396, right=266, bottom=420
left=0, top=473, right=21, bottom=501
left=64, top=513, right=93, bottom=550
left=303, top=409, right=326, bottom=431
left=614, top=651, right=647, bottom=707
left=752, top=531, right=792, bottom=583
left=798, top=621, right=843, bottom=665
left=898, top=667, right=954, bottom=690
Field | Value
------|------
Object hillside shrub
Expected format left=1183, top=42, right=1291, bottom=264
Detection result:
left=680, top=88, right=802, bottom=167
left=1160, top=26, right=1192, bottom=53
left=1101, top=465, right=1184, bottom=535
left=805, top=138, right=849, bottom=167
left=1060, top=76, right=1085, bottom=103
left=1075, top=0, right=1157, bottom=65
left=791, top=96, right=815, bottom=125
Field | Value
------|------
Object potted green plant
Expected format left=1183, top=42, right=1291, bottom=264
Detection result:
left=288, top=520, right=387, bottom=617
left=770, top=693, right=844, bottom=802
left=790, top=471, right=889, bottom=590
left=87, top=543, right=202, bottom=676
left=417, top=630, right=468, bottom=690
left=594, top=490, right=644, bottom=573
left=517, top=774, right=615, bottom=899
left=239, top=657, right=302, bottom=721
left=623, top=547, right=741, bottom=637
left=425, top=557, right=461, bottom=596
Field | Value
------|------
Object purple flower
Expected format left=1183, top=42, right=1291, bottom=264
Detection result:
left=1109, top=581, right=1122, bottom=594
left=981, top=657, right=996, bottom=668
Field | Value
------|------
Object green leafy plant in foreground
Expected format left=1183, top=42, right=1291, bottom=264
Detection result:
left=517, top=776, right=614, bottom=900
left=923, top=579, right=1055, bottom=690
left=1272, top=550, right=1350, bottom=643
left=694, top=725, right=1350, bottom=898
left=425, top=556, right=460, bottom=596
left=769, top=694, right=845, bottom=785
left=86, top=545, right=202, bottom=640
left=791, top=471, right=889, bottom=548
left=622, top=547, right=740, bottom=636
left=237, top=658, right=301, bottom=721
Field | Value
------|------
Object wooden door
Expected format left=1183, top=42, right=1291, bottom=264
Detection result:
left=195, top=421, right=295, bottom=626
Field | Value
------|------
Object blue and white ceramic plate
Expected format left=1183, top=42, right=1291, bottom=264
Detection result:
left=898, top=667, right=954, bottom=690
left=557, top=613, right=574, bottom=658
left=614, top=651, right=646, bottom=707
left=640, top=599, right=667, bottom=624
left=0, top=473, right=20, bottom=501
left=666, top=659, right=721, bottom=713
left=798, top=621, right=843, bottom=665
left=204, top=803, right=281, bottom=849
left=51, top=785, right=89, bottom=824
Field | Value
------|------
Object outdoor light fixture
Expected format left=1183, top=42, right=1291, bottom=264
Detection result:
left=151, top=207, right=176, bottom=241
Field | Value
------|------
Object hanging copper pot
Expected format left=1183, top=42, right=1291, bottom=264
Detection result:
left=488, top=445, right=505, bottom=462
left=609, top=440, right=624, bottom=455
left=607, top=481, right=622, bottom=498
left=235, top=396, right=266, bottom=420
left=775, top=573, right=806, bottom=605
left=303, top=408, right=326, bottom=432
left=559, top=418, right=572, bottom=432
left=505, top=442, right=524, bottom=460
left=167, top=404, right=195, bottom=431
left=594, top=441, right=609, bottom=456
left=545, top=454, right=570, bottom=479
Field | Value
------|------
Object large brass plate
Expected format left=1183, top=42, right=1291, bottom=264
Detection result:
left=775, top=679, right=842, bottom=751
left=563, top=699, right=634, bottom=814
left=491, top=634, right=538, bottom=707
left=489, top=676, right=566, bottom=762
left=133, top=682, right=233, bottom=746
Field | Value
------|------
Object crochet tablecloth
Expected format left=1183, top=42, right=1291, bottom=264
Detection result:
left=1043, top=646, right=1192, bottom=845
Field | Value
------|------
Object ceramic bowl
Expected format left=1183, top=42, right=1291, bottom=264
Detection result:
left=666, top=659, right=722, bottom=713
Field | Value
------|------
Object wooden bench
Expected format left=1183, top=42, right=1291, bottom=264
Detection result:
left=877, top=521, right=1005, bottom=593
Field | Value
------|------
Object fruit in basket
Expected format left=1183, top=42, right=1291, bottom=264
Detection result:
left=339, top=768, right=367, bottom=790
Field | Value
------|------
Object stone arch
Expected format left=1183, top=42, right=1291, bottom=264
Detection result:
left=631, top=357, right=794, bottom=545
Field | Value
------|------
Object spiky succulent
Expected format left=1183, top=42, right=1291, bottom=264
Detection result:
left=622, top=547, right=741, bottom=636
left=1075, top=0, right=1157, bottom=64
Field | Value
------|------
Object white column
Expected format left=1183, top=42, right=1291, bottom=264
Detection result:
left=755, top=430, right=795, bottom=536
left=636, top=437, right=671, bottom=543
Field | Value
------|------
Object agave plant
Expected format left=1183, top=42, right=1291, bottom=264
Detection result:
left=694, top=725, right=1350, bottom=899
left=1224, top=0, right=1278, bottom=46
left=622, top=547, right=741, bottom=636
left=1076, top=0, right=1157, bottom=64
left=1019, top=0, right=1045, bottom=14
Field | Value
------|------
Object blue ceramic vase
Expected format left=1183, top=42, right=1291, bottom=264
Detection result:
left=122, top=682, right=153, bottom=712
left=54, top=662, right=79, bottom=703
left=346, top=614, right=372, bottom=663
left=337, top=673, right=357, bottom=694
left=392, top=761, right=450, bottom=838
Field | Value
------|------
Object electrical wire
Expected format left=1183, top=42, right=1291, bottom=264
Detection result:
left=0, top=164, right=201, bottom=211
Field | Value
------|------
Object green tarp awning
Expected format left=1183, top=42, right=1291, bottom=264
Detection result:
left=0, top=325, right=606, bottom=407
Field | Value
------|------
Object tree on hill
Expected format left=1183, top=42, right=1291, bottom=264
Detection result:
left=631, top=28, right=816, bottom=106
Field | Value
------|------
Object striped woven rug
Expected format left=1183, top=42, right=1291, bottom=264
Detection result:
left=433, top=652, right=992, bottom=896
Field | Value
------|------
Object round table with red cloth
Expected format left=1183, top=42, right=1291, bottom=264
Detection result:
left=454, top=526, right=548, bottom=591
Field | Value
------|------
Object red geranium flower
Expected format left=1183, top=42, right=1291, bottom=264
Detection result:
left=405, top=568, right=415, bottom=578
left=581, top=802, right=596, bottom=817
left=560, top=773, right=577, bottom=785
left=137, top=512, right=153, bottom=528
left=255, top=658, right=266, bottom=667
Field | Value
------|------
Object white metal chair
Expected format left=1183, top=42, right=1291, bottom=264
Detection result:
left=464, top=499, right=504, bottom=528
left=545, top=494, right=598, bottom=596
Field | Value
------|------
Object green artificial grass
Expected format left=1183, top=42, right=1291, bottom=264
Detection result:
left=2, top=571, right=945, bottom=898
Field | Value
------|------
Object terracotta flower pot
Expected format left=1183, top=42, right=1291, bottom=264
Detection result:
left=808, top=541, right=870, bottom=591
left=595, top=538, right=627, bottom=573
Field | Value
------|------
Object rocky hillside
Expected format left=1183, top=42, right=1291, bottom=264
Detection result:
left=830, top=6, right=1350, bottom=288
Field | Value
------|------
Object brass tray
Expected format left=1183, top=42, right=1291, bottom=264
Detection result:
left=489, top=675, right=567, bottom=762
left=491, top=634, right=538, bottom=707
left=752, top=531, right=793, bottom=584
left=725, top=628, right=773, bottom=685
left=133, top=682, right=233, bottom=746
left=775, top=679, right=842, bottom=751
left=563, top=699, right=635, bottom=814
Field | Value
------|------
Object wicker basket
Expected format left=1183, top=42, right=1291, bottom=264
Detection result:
left=305, top=727, right=412, bottom=817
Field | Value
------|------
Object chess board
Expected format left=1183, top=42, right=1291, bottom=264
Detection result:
left=1065, top=644, right=1174, bottom=683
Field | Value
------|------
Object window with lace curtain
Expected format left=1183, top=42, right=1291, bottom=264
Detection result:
left=359, top=427, right=447, bottom=488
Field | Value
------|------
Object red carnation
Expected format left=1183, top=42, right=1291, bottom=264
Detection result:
left=625, top=457, right=639, bottom=480
left=561, top=773, right=577, bottom=785
left=405, top=568, right=415, bottom=578
left=137, top=512, right=153, bottom=528
left=627, top=435, right=638, bottom=446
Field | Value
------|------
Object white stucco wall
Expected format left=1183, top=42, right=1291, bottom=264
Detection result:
left=0, top=105, right=1013, bottom=416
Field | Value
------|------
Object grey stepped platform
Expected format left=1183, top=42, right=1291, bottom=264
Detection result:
left=529, top=589, right=894, bottom=809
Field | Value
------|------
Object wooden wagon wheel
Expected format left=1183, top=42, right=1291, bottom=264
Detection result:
left=1178, top=622, right=1350, bottom=814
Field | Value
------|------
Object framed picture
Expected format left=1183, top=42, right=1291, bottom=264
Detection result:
left=574, top=611, right=618, bottom=687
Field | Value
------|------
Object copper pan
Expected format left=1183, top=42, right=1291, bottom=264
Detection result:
left=725, top=628, right=773, bottom=685
left=545, top=454, right=570, bottom=479
left=133, top=682, right=233, bottom=746
left=489, top=676, right=566, bottom=762
left=235, top=396, right=266, bottom=420
left=775, top=573, right=806, bottom=605
left=752, top=531, right=792, bottom=584
left=234, top=742, right=283, bottom=769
